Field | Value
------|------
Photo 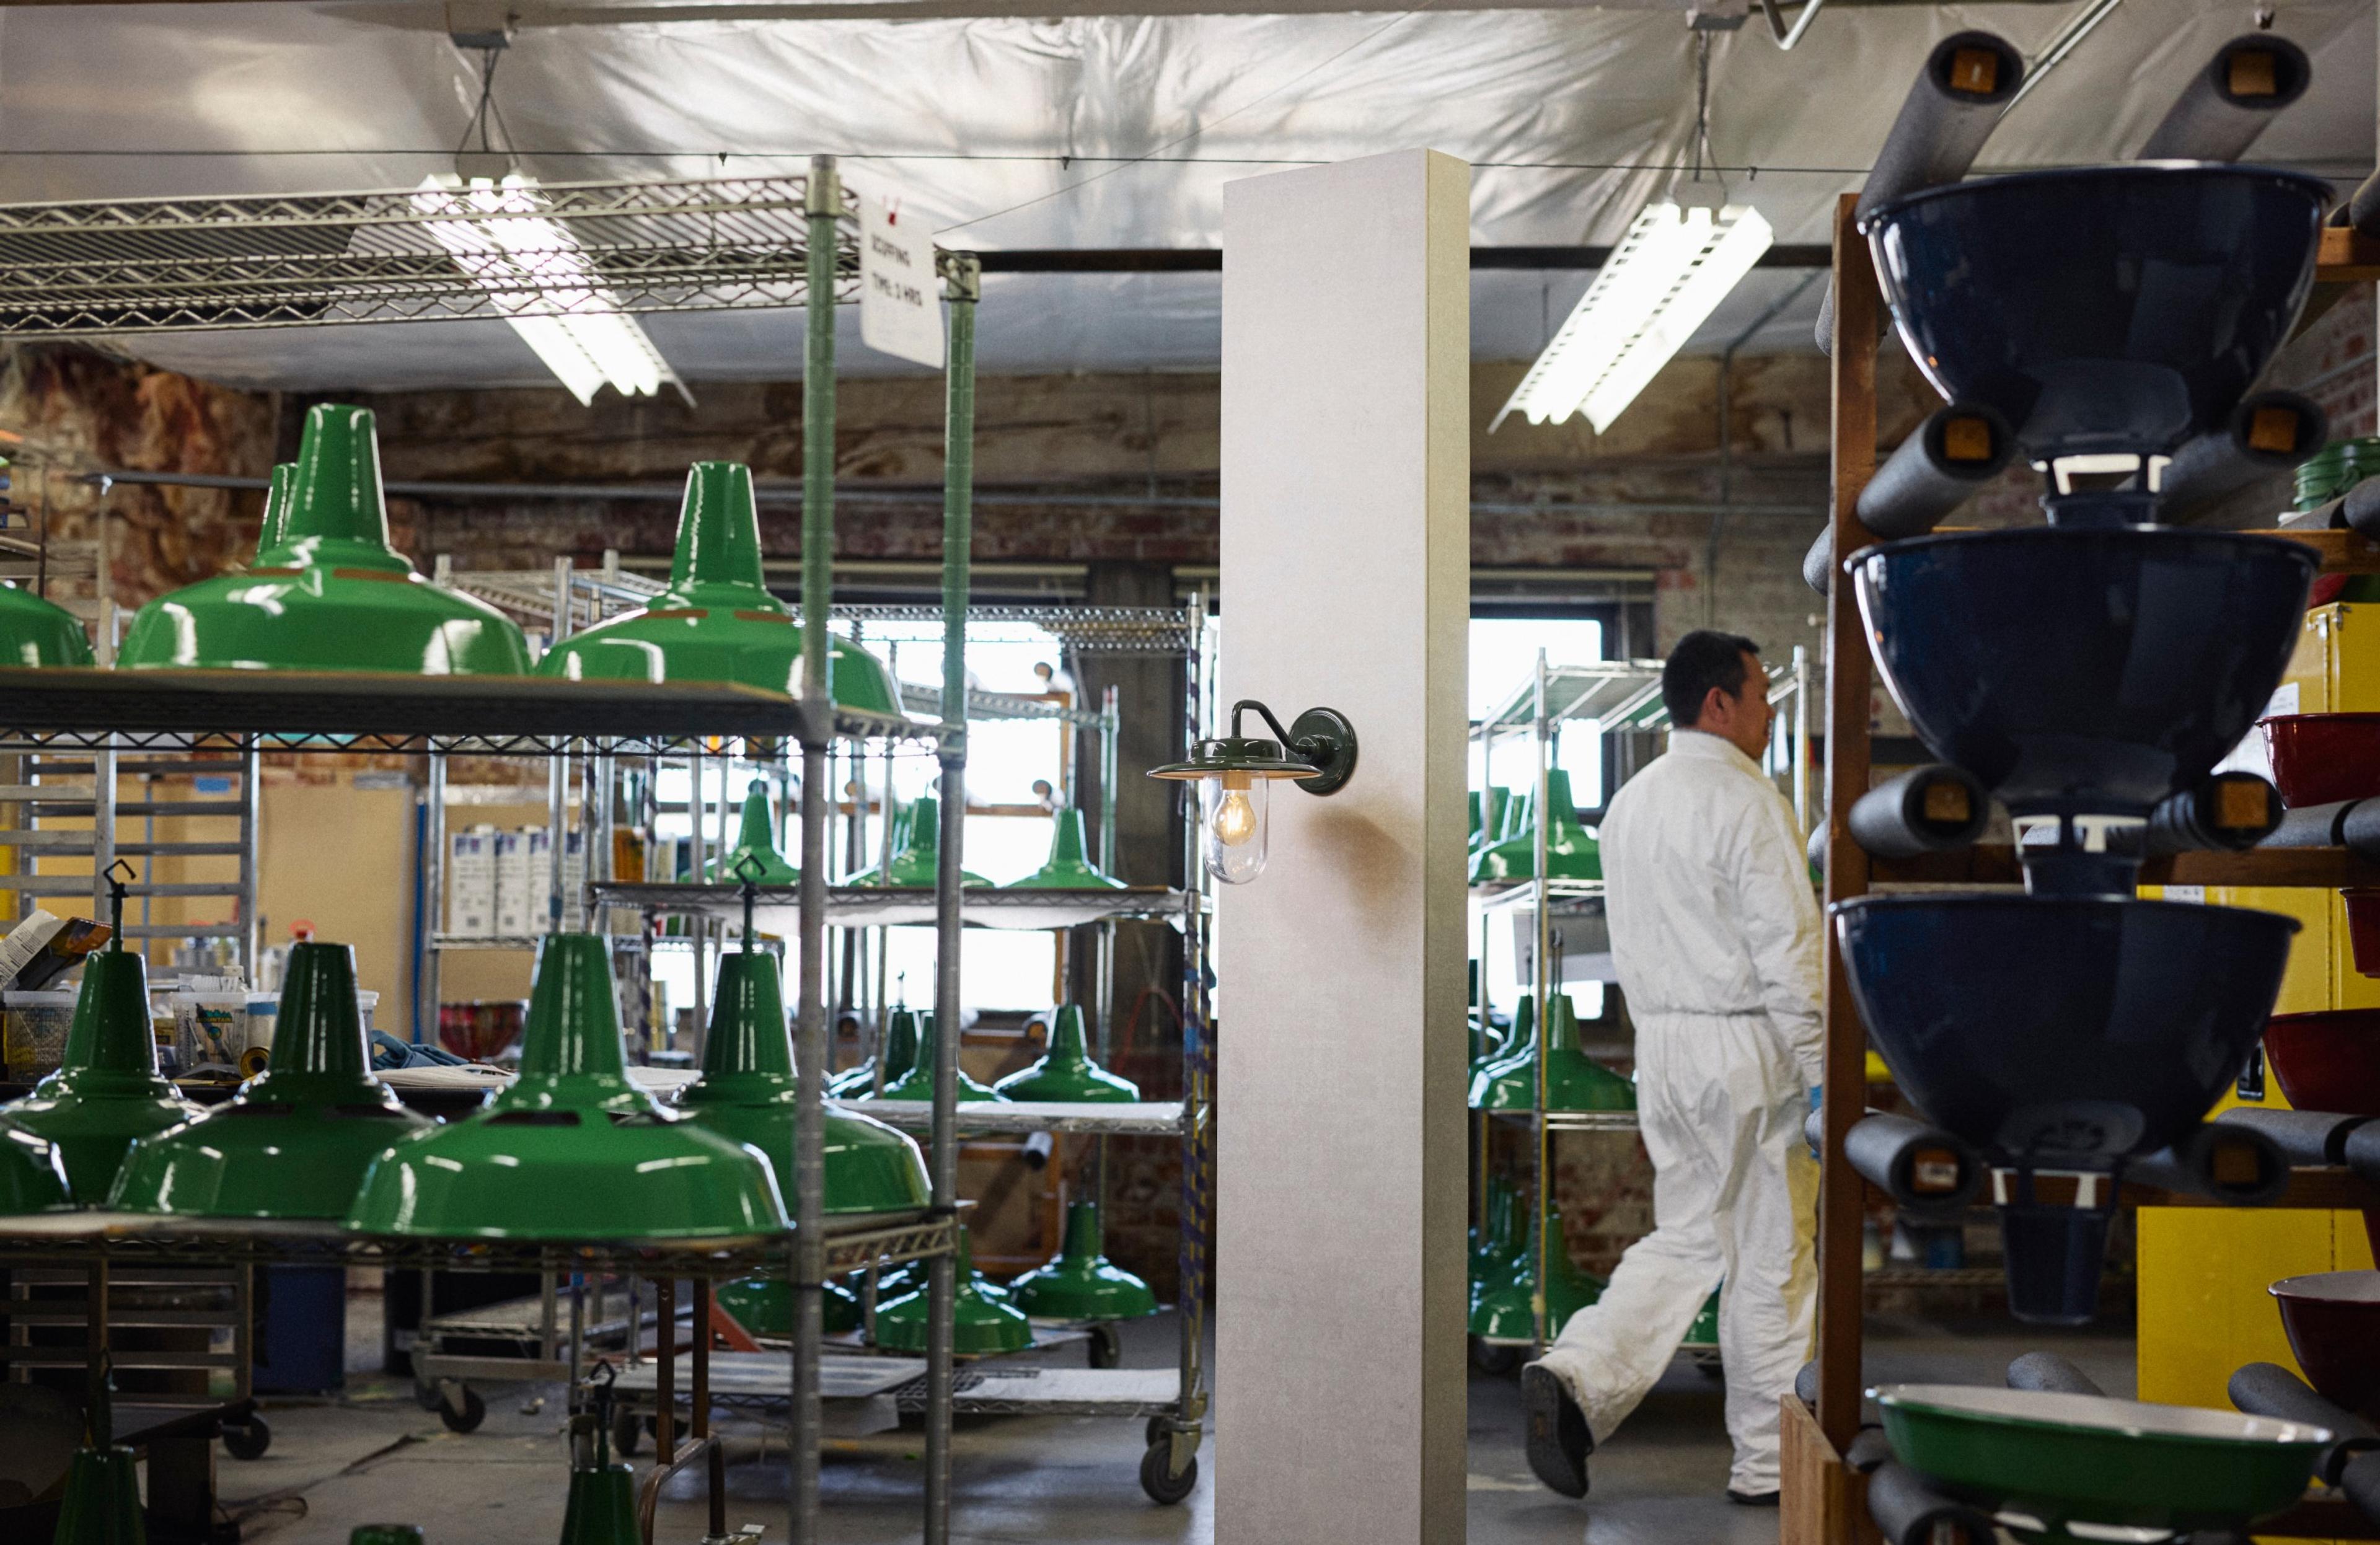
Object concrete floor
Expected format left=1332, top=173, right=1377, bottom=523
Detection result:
left=214, top=1293, right=2134, bottom=1544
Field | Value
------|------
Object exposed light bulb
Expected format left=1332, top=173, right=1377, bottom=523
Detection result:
left=1212, top=785, right=1259, bottom=847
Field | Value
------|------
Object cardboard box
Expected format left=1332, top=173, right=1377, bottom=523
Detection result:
left=447, top=825, right=497, bottom=938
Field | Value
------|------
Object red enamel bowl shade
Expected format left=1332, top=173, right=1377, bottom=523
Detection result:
left=2263, top=1009, right=2380, bottom=1116
left=2272, top=1270, right=2380, bottom=1417
left=2260, top=715, right=2380, bottom=808
left=2344, top=891, right=2380, bottom=979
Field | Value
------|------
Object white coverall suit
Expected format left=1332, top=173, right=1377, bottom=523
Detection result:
left=1530, top=728, right=1822, bottom=1497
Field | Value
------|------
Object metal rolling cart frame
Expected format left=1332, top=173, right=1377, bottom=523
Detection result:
left=1468, top=646, right=1808, bottom=1360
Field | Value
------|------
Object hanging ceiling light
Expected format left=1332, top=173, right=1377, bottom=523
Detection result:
left=116, top=405, right=531, bottom=675
left=1492, top=198, right=1774, bottom=434
left=413, top=172, right=684, bottom=407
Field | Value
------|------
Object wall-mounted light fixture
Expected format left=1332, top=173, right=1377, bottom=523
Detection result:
left=1148, top=700, right=1357, bottom=884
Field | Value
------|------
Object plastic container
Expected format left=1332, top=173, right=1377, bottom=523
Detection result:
left=2259, top=715, right=2380, bottom=809
left=171, top=990, right=281, bottom=1076
left=1, top=989, right=77, bottom=1082
left=2296, top=438, right=2380, bottom=511
left=2262, top=1008, right=2380, bottom=1116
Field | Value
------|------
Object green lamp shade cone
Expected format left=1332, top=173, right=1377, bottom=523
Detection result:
left=1467, top=996, right=1634, bottom=1112
left=1006, top=1200, right=1158, bottom=1321
left=847, top=801, right=916, bottom=886
left=1467, top=1212, right=1607, bottom=1342
left=992, top=1005, right=1139, bottom=1102
left=0, top=1121, right=69, bottom=1213
left=54, top=1445, right=146, bottom=1545
left=111, top=942, right=431, bottom=1218
left=1005, top=809, right=1124, bottom=889
left=873, top=1230, right=1034, bottom=1355
left=118, top=406, right=531, bottom=675
left=0, top=581, right=95, bottom=667
left=1466, top=996, right=1536, bottom=1106
left=6, top=948, right=200, bottom=1202
left=861, top=1012, right=1002, bottom=1103
left=346, top=935, right=788, bottom=1239
left=715, top=1272, right=861, bottom=1337
left=1470, top=769, right=1601, bottom=884
left=674, top=951, right=928, bottom=1214
left=827, top=1008, right=920, bottom=1096
left=705, top=780, right=800, bottom=884
left=535, top=461, right=899, bottom=709
left=559, top=1461, right=641, bottom=1545
left=850, top=796, right=989, bottom=888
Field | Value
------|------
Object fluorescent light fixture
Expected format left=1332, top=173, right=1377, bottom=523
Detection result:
left=1493, top=200, right=1774, bottom=434
left=413, top=175, right=683, bottom=406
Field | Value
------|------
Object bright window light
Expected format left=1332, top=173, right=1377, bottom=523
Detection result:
left=1493, top=200, right=1774, bottom=434
left=413, top=174, right=682, bottom=406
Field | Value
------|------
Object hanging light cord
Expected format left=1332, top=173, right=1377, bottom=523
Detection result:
left=454, top=45, right=520, bottom=165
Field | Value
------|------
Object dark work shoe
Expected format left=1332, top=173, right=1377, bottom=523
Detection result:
left=1520, top=1364, right=1592, bottom=1499
left=1727, top=1489, right=1781, bottom=1507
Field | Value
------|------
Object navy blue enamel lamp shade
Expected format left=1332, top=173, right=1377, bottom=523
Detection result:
left=1835, top=895, right=2296, bottom=1164
left=1862, top=164, right=2331, bottom=459
left=1851, top=526, right=2315, bottom=817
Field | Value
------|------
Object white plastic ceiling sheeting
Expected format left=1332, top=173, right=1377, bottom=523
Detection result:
left=0, top=0, right=2370, bottom=389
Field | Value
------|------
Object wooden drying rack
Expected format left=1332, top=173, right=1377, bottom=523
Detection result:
left=1780, top=195, right=2380, bottom=1545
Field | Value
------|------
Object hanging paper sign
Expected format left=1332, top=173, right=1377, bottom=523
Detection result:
left=858, top=193, right=945, bottom=368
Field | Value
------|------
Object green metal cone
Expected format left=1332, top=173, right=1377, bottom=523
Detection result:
left=849, top=796, right=989, bottom=888
left=118, top=406, right=531, bottom=676
left=1467, top=1212, right=1606, bottom=1342
left=715, top=1272, right=861, bottom=1337
left=873, top=1229, right=1033, bottom=1354
left=1471, top=769, right=1601, bottom=884
left=53, top=1445, right=145, bottom=1545
left=1467, top=996, right=1536, bottom=1101
left=346, top=935, right=788, bottom=1239
left=674, top=951, right=927, bottom=1214
left=111, top=941, right=431, bottom=1218
left=862, top=1012, right=1002, bottom=1103
left=1468, top=997, right=1634, bottom=1112
left=1005, top=809, right=1124, bottom=889
left=6, top=948, right=199, bottom=1203
left=535, top=461, right=899, bottom=710
left=0, top=581, right=95, bottom=668
left=558, top=1460, right=641, bottom=1545
left=1006, top=1199, right=1158, bottom=1321
left=826, top=1008, right=919, bottom=1096
left=992, top=1005, right=1139, bottom=1102
left=703, top=780, right=800, bottom=884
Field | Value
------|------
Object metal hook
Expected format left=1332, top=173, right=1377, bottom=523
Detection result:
left=102, top=859, right=134, bottom=945
left=731, top=851, right=766, bottom=947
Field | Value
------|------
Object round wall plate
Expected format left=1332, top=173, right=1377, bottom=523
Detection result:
left=1290, top=708, right=1358, bottom=796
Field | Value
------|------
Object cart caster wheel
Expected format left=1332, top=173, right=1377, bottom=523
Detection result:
left=439, top=1387, right=487, bottom=1433
left=1139, top=1440, right=1197, bottom=1505
left=1145, top=1415, right=1169, bottom=1449
left=1086, top=1323, right=1122, bottom=1370
left=412, top=1380, right=442, bottom=1412
left=222, top=1417, right=271, bottom=1461
left=1469, top=1339, right=1521, bottom=1376
left=611, top=1411, right=642, bottom=1458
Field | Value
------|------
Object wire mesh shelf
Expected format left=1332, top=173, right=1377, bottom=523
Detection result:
left=0, top=175, right=864, bottom=337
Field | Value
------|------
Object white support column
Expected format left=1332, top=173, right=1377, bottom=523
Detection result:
left=1216, top=148, right=1471, bottom=1545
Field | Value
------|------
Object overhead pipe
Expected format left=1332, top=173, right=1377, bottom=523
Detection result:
left=1846, top=764, right=1992, bottom=858
left=1803, top=403, right=2016, bottom=591
left=2136, top=34, right=2312, bottom=162
left=1817, top=31, right=2025, bottom=353
left=2155, top=390, right=2327, bottom=525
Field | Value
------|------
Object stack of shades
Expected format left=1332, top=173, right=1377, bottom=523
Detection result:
left=857, top=1011, right=1002, bottom=1104
left=118, top=410, right=531, bottom=675
left=346, top=934, right=787, bottom=1239
left=1468, top=995, right=1636, bottom=1114
left=537, top=460, right=900, bottom=710
left=1470, top=770, right=1601, bottom=884
left=112, top=941, right=431, bottom=1217
left=827, top=1007, right=919, bottom=1098
left=846, top=796, right=988, bottom=888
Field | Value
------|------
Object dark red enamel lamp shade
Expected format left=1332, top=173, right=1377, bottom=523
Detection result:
left=2271, top=1270, right=2380, bottom=1417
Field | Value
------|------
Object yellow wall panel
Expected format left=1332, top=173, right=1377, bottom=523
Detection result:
left=2136, top=1207, right=2341, bottom=1409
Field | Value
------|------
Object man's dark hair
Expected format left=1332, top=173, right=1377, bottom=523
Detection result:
left=1662, top=630, right=1761, bottom=727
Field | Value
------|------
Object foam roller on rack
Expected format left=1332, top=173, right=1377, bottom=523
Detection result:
left=1866, top=1461, right=1999, bottom=1545
left=2155, top=391, right=2327, bottom=526
left=2007, top=1352, right=2104, bottom=1396
left=1806, top=1109, right=1985, bottom=1215
left=1848, top=764, right=1992, bottom=858
left=2126, top=1122, right=2291, bottom=1206
left=2143, top=773, right=2282, bottom=855
left=1802, top=405, right=2017, bottom=593
left=2229, top=1361, right=2380, bottom=1525
left=2136, top=34, right=2311, bottom=162
left=2213, top=1106, right=2374, bottom=1167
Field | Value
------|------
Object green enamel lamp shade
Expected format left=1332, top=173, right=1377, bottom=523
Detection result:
left=346, top=934, right=788, bottom=1239
left=674, top=950, right=928, bottom=1213
left=534, top=461, right=899, bottom=710
left=1475, top=787, right=1511, bottom=854
left=1005, top=809, right=1124, bottom=889
left=1469, top=996, right=1635, bottom=1112
left=1470, top=1177, right=1522, bottom=1285
left=111, top=941, right=431, bottom=1218
left=862, top=1012, right=1002, bottom=1103
left=1681, top=1287, right=1721, bottom=1352
left=715, top=1272, right=861, bottom=1337
left=1468, top=995, right=1535, bottom=1089
left=874, top=1230, right=1034, bottom=1355
left=850, top=796, right=989, bottom=888
left=0, top=581, right=94, bottom=667
left=1467, top=791, right=1482, bottom=848
left=826, top=1008, right=920, bottom=1097
left=559, top=1459, right=640, bottom=1545
left=1471, top=769, right=1601, bottom=884
left=844, top=802, right=915, bottom=887
left=1502, top=786, right=1533, bottom=843
left=6, top=948, right=200, bottom=1202
left=1007, top=1200, right=1158, bottom=1321
left=703, top=780, right=800, bottom=885
left=54, top=1445, right=144, bottom=1545
left=118, top=405, right=531, bottom=676
left=0, top=1120, right=69, bottom=1214
left=992, top=1005, right=1139, bottom=1102
left=1468, top=1214, right=1608, bottom=1342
